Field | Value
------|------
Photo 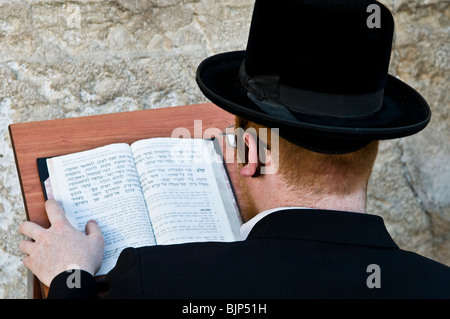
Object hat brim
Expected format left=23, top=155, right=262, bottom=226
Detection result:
left=196, top=51, right=431, bottom=152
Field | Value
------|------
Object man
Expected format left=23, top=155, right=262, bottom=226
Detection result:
left=19, top=0, right=450, bottom=298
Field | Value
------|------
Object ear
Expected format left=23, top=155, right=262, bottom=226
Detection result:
left=240, top=132, right=259, bottom=178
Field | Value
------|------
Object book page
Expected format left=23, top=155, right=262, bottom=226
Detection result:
left=47, top=143, right=156, bottom=275
left=131, top=138, right=241, bottom=245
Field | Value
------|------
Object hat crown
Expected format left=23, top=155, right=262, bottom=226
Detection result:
left=196, top=0, right=430, bottom=154
left=244, top=0, right=394, bottom=95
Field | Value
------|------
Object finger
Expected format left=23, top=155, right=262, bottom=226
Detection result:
left=19, top=239, right=34, bottom=255
left=19, top=221, right=44, bottom=241
left=45, top=199, right=68, bottom=225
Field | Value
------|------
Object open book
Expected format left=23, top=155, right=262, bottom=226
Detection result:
left=38, top=138, right=242, bottom=276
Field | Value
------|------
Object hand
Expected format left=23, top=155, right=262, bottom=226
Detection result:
left=19, top=200, right=105, bottom=287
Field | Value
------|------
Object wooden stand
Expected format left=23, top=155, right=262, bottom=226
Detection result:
left=9, top=103, right=238, bottom=298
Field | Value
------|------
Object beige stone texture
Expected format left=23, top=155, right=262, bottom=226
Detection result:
left=0, top=0, right=448, bottom=298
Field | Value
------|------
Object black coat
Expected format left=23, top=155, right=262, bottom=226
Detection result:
left=48, top=209, right=450, bottom=298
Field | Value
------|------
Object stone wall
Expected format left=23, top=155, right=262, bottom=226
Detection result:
left=368, top=0, right=450, bottom=263
left=0, top=0, right=448, bottom=298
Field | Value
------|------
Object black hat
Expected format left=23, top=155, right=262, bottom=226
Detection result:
left=196, top=0, right=431, bottom=154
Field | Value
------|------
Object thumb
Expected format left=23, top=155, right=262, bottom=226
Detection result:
left=85, top=220, right=103, bottom=239
left=84, top=220, right=104, bottom=276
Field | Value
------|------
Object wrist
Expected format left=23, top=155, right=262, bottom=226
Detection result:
left=47, top=269, right=97, bottom=299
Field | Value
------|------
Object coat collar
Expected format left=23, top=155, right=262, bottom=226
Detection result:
left=246, top=209, right=398, bottom=249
